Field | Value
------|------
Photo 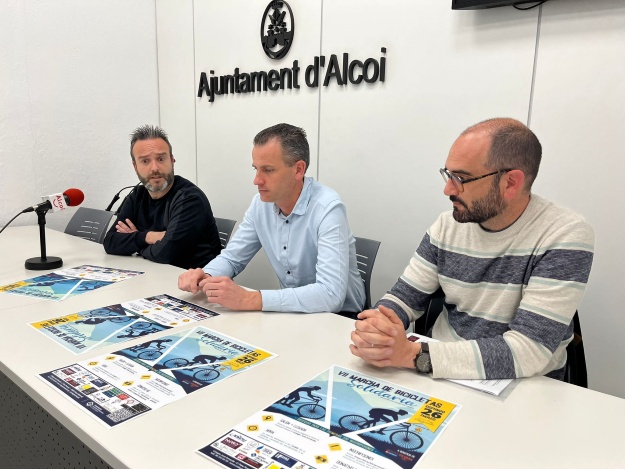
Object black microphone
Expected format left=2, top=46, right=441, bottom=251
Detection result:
left=105, top=185, right=137, bottom=212
left=22, top=188, right=85, bottom=214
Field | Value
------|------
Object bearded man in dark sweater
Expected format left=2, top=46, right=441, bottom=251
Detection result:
left=103, top=125, right=221, bottom=269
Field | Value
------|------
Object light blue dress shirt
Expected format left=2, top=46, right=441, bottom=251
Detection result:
left=203, top=177, right=365, bottom=313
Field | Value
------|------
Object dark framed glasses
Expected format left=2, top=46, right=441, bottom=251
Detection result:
left=439, top=168, right=511, bottom=193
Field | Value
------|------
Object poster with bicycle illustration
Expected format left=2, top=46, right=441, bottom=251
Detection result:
left=30, top=294, right=219, bottom=354
left=0, top=265, right=143, bottom=301
left=39, top=326, right=276, bottom=427
left=199, top=366, right=460, bottom=469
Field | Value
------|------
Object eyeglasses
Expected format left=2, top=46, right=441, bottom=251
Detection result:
left=439, top=168, right=511, bottom=193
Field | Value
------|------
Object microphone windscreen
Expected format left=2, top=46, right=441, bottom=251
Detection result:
left=64, top=188, right=85, bottom=206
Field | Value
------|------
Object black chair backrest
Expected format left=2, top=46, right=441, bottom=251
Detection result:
left=214, top=217, right=237, bottom=249
left=64, top=207, right=115, bottom=244
left=354, top=237, right=381, bottom=310
left=413, top=287, right=445, bottom=336
left=564, top=311, right=587, bottom=388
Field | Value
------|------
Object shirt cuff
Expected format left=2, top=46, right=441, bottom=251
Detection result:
left=203, top=256, right=235, bottom=277
left=134, top=231, right=148, bottom=249
left=259, top=290, right=282, bottom=312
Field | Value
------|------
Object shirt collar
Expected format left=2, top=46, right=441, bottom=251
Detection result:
left=275, top=177, right=313, bottom=217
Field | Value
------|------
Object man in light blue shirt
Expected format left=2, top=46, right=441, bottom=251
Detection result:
left=178, top=123, right=365, bottom=313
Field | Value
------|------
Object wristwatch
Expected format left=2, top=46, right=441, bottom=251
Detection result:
left=414, top=342, right=432, bottom=374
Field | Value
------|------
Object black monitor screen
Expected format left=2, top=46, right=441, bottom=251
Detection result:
left=452, top=0, right=538, bottom=9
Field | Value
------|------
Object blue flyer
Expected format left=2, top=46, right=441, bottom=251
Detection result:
left=39, top=326, right=276, bottom=427
left=199, top=366, right=460, bottom=469
left=30, top=294, right=218, bottom=354
left=0, top=265, right=143, bottom=301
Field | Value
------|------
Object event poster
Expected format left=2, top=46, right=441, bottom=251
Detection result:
left=40, top=326, right=276, bottom=427
left=0, top=265, right=143, bottom=301
left=30, top=294, right=219, bottom=354
left=199, top=366, right=460, bottom=469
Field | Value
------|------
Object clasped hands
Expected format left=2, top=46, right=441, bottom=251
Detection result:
left=350, top=306, right=420, bottom=369
left=177, top=268, right=262, bottom=311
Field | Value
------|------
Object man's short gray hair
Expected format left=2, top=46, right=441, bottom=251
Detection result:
left=129, top=125, right=173, bottom=161
left=253, top=123, right=309, bottom=171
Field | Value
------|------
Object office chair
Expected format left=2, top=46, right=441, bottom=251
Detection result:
left=563, top=312, right=587, bottom=388
left=64, top=207, right=115, bottom=244
left=335, top=237, right=381, bottom=320
left=413, top=287, right=445, bottom=336
left=214, top=217, right=237, bottom=249
left=355, top=237, right=381, bottom=310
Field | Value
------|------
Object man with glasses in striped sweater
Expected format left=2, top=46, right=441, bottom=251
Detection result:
left=350, top=118, right=594, bottom=380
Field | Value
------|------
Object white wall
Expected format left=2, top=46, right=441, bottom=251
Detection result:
left=0, top=0, right=159, bottom=233
left=530, top=0, right=625, bottom=400
left=318, top=1, right=538, bottom=302
left=155, top=0, right=197, bottom=181
left=157, top=0, right=625, bottom=398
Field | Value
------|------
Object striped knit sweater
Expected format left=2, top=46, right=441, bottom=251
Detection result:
left=378, top=195, right=594, bottom=380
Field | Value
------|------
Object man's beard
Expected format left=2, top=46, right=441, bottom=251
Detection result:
left=450, top=181, right=505, bottom=224
left=139, top=171, right=174, bottom=193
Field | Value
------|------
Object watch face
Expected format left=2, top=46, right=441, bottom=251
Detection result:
left=416, top=353, right=432, bottom=373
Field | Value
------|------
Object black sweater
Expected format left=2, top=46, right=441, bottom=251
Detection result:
left=103, top=176, right=221, bottom=269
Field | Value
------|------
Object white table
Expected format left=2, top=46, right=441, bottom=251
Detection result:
left=0, top=226, right=177, bottom=311
left=1, top=227, right=624, bottom=468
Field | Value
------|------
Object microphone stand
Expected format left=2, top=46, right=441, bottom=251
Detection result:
left=24, top=206, right=63, bottom=270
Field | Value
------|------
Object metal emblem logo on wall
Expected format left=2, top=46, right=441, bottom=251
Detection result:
left=261, top=1, right=294, bottom=60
